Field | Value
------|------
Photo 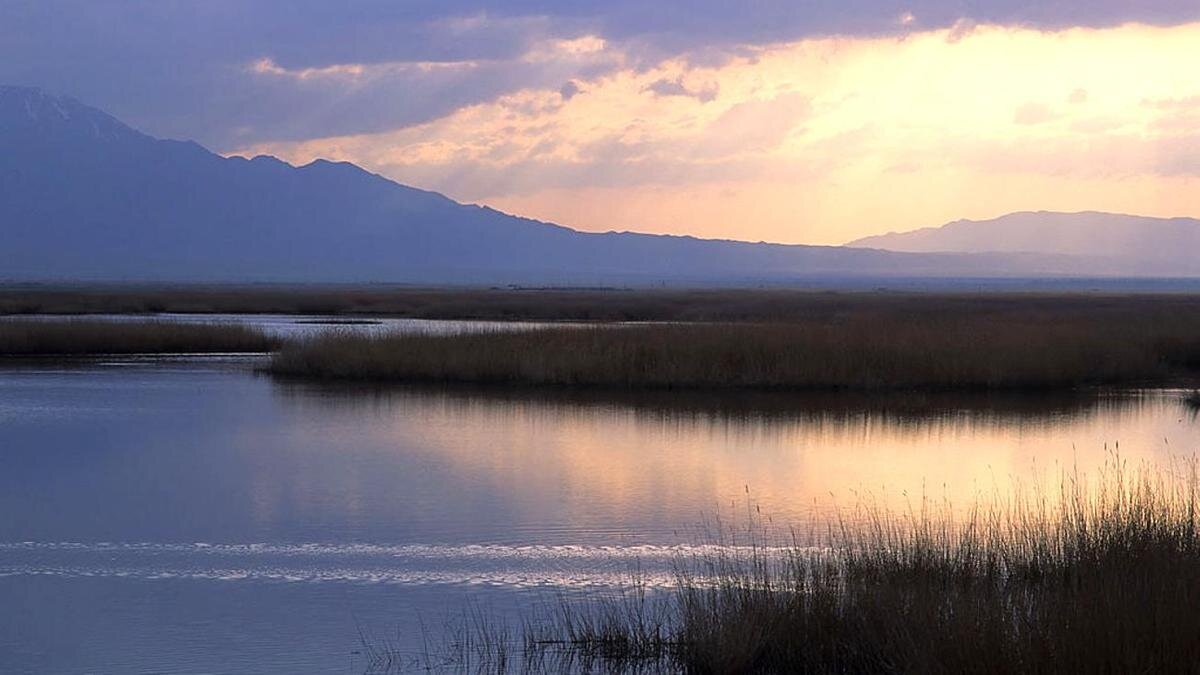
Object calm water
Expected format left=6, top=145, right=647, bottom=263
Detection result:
left=0, top=313, right=579, bottom=339
left=1, top=343, right=1198, bottom=672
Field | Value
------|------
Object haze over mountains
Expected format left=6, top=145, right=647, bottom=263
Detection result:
left=849, top=212, right=1200, bottom=276
left=1, top=86, right=1195, bottom=284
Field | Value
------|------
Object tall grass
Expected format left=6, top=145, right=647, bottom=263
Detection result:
left=0, top=320, right=280, bottom=355
left=268, top=318, right=1200, bottom=390
left=371, top=457, right=1200, bottom=673
left=566, top=462, right=1194, bottom=672
left=593, top=457, right=1200, bottom=673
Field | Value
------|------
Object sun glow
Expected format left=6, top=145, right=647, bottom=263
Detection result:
left=233, top=21, right=1200, bottom=243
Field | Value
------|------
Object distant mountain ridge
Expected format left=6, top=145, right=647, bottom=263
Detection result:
left=847, top=211, right=1200, bottom=276
left=0, top=85, right=1192, bottom=283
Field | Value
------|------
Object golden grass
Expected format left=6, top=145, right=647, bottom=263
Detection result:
left=528, top=456, right=1200, bottom=673
left=356, top=457, right=1200, bottom=673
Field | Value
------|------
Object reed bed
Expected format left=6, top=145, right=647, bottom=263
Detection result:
left=268, top=317, right=1200, bottom=390
left=366, top=457, right=1200, bottom=673
left=0, top=320, right=280, bottom=355
left=6, top=286, right=1200, bottom=324
left=519, top=457, right=1200, bottom=673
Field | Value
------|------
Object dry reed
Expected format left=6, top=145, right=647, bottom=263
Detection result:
left=514, top=456, right=1200, bottom=673
left=268, top=318, right=1200, bottom=390
left=0, top=320, right=279, bottom=355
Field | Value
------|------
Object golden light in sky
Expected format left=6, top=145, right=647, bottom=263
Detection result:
left=235, top=21, right=1200, bottom=244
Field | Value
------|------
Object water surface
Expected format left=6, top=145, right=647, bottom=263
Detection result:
left=1, top=349, right=1196, bottom=673
left=0, top=313, right=577, bottom=340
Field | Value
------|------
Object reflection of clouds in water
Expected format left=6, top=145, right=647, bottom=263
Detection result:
left=4, top=362, right=1198, bottom=673
left=266, top=383, right=1194, bottom=539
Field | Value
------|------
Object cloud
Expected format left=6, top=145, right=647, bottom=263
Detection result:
left=553, top=0, right=1200, bottom=56
left=701, top=92, right=810, bottom=153
left=247, top=56, right=485, bottom=85
left=642, top=75, right=718, bottom=102
left=945, top=19, right=979, bottom=42
left=1144, top=94, right=1200, bottom=110
left=3, top=3, right=1197, bottom=243
left=1, top=0, right=1198, bottom=151
left=1142, top=95, right=1200, bottom=133
left=227, top=20, right=1200, bottom=245
left=559, top=81, right=582, bottom=100
left=0, top=4, right=601, bottom=147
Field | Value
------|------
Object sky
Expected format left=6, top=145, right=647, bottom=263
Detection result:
left=2, top=1, right=1199, bottom=244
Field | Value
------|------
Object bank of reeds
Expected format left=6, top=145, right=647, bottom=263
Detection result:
left=6, top=286, right=1200, bottom=324
left=367, top=457, right=1200, bottom=673
left=519, top=457, right=1200, bottom=673
left=0, top=320, right=280, bottom=355
left=268, top=318, right=1200, bottom=390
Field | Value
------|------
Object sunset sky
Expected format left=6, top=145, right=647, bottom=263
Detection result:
left=3, top=1, right=1198, bottom=244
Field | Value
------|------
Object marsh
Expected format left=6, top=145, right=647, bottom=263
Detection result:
left=2, top=332, right=1198, bottom=671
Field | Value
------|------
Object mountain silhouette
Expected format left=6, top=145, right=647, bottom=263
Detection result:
left=848, top=211, right=1200, bottom=276
left=0, top=86, right=1179, bottom=283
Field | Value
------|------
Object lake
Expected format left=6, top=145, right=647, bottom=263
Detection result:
left=0, top=314, right=582, bottom=340
left=1, top=319, right=1197, bottom=673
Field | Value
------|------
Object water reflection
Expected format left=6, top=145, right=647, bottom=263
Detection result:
left=0, top=313, right=581, bottom=339
left=269, top=380, right=1196, bottom=543
left=3, top=361, right=1198, bottom=673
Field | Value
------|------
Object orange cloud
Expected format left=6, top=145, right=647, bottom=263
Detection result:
left=231, top=21, right=1200, bottom=244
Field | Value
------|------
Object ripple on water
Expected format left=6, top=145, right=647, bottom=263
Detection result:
left=0, top=540, right=800, bottom=590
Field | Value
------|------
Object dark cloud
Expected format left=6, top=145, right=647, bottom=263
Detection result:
left=500, top=0, right=1199, bottom=59
left=0, top=0, right=1195, bottom=149
left=643, top=76, right=718, bottom=102
left=559, top=81, right=582, bottom=100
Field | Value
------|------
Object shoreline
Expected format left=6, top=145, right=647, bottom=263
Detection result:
left=7, top=286, right=1200, bottom=322
left=5, top=304, right=1200, bottom=392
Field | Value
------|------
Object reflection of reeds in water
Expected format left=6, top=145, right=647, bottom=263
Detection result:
left=368, top=455, right=1200, bottom=673
left=0, top=320, right=280, bottom=355
left=271, top=376, right=1134, bottom=426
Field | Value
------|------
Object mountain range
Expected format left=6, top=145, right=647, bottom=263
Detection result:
left=1, top=85, right=1196, bottom=283
left=848, top=212, right=1200, bottom=276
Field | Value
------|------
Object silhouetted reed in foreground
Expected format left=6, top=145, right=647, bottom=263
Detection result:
left=0, top=320, right=279, bottom=355
left=560, top=457, right=1200, bottom=673
left=269, top=318, right=1200, bottom=390
left=367, top=456, right=1200, bottom=673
